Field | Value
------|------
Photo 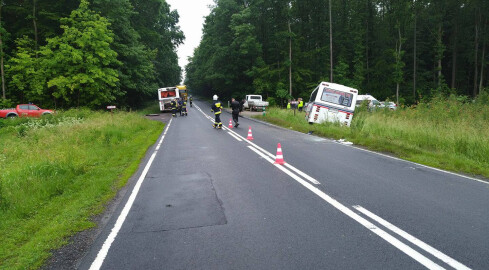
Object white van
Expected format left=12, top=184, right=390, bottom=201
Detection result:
left=356, top=94, right=380, bottom=109
left=305, top=82, right=358, bottom=126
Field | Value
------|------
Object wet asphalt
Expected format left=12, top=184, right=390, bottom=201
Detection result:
left=71, top=100, right=489, bottom=270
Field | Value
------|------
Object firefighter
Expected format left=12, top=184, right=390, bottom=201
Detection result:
left=170, top=98, right=177, bottom=117
left=182, top=100, right=188, bottom=116
left=211, top=95, right=222, bottom=128
left=178, top=98, right=184, bottom=116
left=189, top=95, right=193, bottom=107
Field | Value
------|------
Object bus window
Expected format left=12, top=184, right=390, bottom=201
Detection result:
left=309, top=86, right=319, bottom=102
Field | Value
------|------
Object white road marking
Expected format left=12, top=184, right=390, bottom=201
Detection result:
left=339, top=143, right=488, bottom=185
left=227, top=132, right=243, bottom=141
left=353, top=205, right=471, bottom=270
left=225, top=127, right=321, bottom=185
left=89, top=118, right=172, bottom=270
left=246, top=149, right=446, bottom=270
left=196, top=104, right=320, bottom=185
left=200, top=104, right=465, bottom=269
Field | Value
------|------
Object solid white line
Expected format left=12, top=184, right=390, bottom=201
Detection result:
left=227, top=132, right=243, bottom=141
left=353, top=205, right=471, bottom=270
left=197, top=104, right=461, bottom=268
left=225, top=127, right=321, bottom=185
left=340, top=143, right=488, bottom=185
left=196, top=105, right=321, bottom=186
left=89, top=118, right=172, bottom=270
left=246, top=150, right=445, bottom=269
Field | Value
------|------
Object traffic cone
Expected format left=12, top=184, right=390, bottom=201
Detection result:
left=274, top=143, right=285, bottom=165
left=247, top=127, right=254, bottom=140
left=228, top=119, right=233, bottom=128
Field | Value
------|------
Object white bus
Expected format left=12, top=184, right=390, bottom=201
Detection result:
left=158, top=87, right=179, bottom=112
left=305, top=82, right=359, bottom=126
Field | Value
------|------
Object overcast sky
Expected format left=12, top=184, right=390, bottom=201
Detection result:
left=166, top=0, right=215, bottom=83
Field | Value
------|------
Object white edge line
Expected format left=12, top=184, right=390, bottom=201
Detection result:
left=339, top=142, right=488, bottom=185
left=353, top=205, right=471, bottom=270
left=246, top=146, right=445, bottom=270
left=89, top=118, right=171, bottom=270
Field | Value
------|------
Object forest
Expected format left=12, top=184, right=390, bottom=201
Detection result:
left=0, top=0, right=183, bottom=108
left=186, top=0, right=489, bottom=105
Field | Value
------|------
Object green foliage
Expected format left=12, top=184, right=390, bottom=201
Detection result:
left=256, top=102, right=489, bottom=178
left=187, top=0, right=489, bottom=104
left=0, top=109, right=163, bottom=269
left=2, top=0, right=184, bottom=108
left=40, top=0, right=120, bottom=108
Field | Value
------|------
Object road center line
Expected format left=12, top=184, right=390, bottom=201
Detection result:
left=196, top=104, right=458, bottom=269
left=227, top=132, right=243, bottom=141
left=89, top=118, right=172, bottom=270
left=353, top=205, right=471, bottom=270
left=195, top=104, right=321, bottom=185
left=247, top=144, right=447, bottom=270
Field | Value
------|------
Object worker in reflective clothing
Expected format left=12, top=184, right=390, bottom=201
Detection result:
left=211, top=95, right=223, bottom=128
left=189, top=96, right=193, bottom=107
left=298, top=98, right=304, bottom=112
left=182, top=100, right=188, bottom=116
left=170, top=99, right=177, bottom=117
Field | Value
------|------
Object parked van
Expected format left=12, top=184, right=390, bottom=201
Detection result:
left=356, top=94, right=380, bottom=109
left=305, top=82, right=359, bottom=126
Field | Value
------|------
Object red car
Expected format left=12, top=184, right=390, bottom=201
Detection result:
left=0, top=104, right=55, bottom=118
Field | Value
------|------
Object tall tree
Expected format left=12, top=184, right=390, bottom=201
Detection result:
left=40, top=0, right=120, bottom=107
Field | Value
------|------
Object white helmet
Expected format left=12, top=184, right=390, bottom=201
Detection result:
left=213, top=95, right=218, bottom=100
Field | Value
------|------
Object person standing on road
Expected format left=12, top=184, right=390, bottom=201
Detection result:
left=189, top=96, right=193, bottom=107
left=182, top=100, right=188, bottom=116
left=211, top=95, right=223, bottom=129
left=178, top=98, right=184, bottom=116
left=231, top=98, right=240, bottom=127
left=170, top=99, right=177, bottom=117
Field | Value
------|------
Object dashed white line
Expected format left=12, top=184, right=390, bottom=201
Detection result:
left=353, top=205, right=471, bottom=270
left=89, top=118, right=172, bottom=270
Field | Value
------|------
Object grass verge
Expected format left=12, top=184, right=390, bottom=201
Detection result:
left=0, top=109, right=164, bottom=269
left=255, top=98, right=489, bottom=179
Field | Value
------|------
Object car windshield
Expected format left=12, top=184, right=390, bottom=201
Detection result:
left=371, top=100, right=380, bottom=105
left=250, top=96, right=261, bottom=100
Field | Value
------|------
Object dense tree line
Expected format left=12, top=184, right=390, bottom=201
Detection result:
left=186, top=0, right=489, bottom=105
left=0, top=0, right=183, bottom=108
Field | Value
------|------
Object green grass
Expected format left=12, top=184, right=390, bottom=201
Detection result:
left=0, top=109, right=164, bottom=269
left=255, top=97, right=489, bottom=179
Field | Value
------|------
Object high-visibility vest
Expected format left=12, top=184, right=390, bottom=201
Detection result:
left=298, top=101, right=304, bottom=108
left=287, top=103, right=291, bottom=109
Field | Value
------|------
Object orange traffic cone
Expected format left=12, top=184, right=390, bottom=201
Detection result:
left=274, top=143, right=285, bottom=165
left=247, top=127, right=254, bottom=140
left=228, top=119, right=233, bottom=128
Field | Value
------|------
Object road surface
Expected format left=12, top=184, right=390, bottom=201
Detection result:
left=78, top=100, right=489, bottom=270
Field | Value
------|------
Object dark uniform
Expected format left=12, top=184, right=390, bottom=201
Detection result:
left=231, top=99, right=240, bottom=127
left=182, top=101, right=188, bottom=116
left=211, top=100, right=223, bottom=128
left=178, top=99, right=184, bottom=116
left=170, top=100, right=177, bottom=117
left=189, top=97, right=193, bottom=107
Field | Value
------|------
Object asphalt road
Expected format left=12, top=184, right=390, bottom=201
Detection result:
left=78, top=100, right=489, bottom=270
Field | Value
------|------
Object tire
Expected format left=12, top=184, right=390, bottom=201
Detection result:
left=7, top=114, right=17, bottom=119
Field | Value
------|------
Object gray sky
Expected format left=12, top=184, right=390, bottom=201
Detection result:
left=166, top=0, right=215, bottom=83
